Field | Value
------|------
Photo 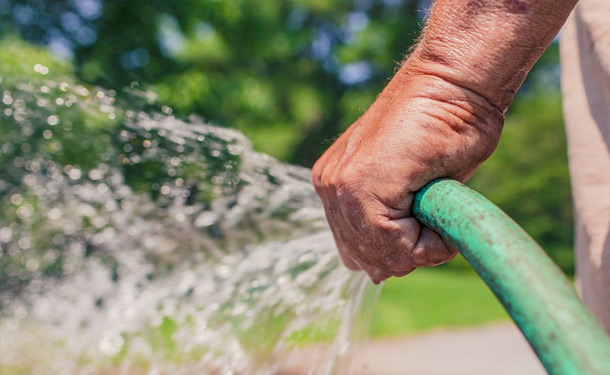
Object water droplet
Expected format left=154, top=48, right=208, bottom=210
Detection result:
left=0, top=227, right=13, bottom=242
left=170, top=157, right=181, bottom=167
left=16, top=205, right=33, bottom=219
left=17, top=237, right=32, bottom=250
left=96, top=184, right=109, bottom=194
left=10, top=194, right=23, bottom=205
left=25, top=258, right=39, bottom=271
left=2, top=94, right=13, bottom=105
left=52, top=234, right=65, bottom=245
left=48, top=208, right=62, bottom=220
left=68, top=168, right=82, bottom=180
left=98, top=334, right=124, bottom=355
left=23, top=175, right=36, bottom=186
left=13, top=157, right=25, bottom=168
left=47, top=115, right=60, bottom=126
left=89, top=169, right=103, bottom=180
left=14, top=306, right=28, bottom=320
left=13, top=110, right=25, bottom=122
left=75, top=86, right=89, bottom=96
left=194, top=212, right=219, bottom=228
left=13, top=99, right=25, bottom=109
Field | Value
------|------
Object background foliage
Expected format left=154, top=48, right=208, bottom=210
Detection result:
left=1, top=0, right=573, bottom=273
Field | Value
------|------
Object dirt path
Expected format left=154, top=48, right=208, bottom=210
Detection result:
left=348, top=323, right=546, bottom=375
left=280, top=323, right=547, bottom=375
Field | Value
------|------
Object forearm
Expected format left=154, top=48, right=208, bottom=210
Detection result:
left=403, top=0, right=578, bottom=112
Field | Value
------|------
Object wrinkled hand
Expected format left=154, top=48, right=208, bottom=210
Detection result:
left=312, top=70, right=504, bottom=283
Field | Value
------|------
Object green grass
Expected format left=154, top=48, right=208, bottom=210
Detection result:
left=372, top=264, right=510, bottom=337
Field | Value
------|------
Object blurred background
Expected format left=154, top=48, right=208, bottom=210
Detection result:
left=1, top=0, right=572, bottom=349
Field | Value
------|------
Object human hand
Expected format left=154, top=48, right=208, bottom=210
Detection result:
left=312, top=69, right=504, bottom=283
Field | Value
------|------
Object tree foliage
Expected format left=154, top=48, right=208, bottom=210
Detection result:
left=2, top=0, right=426, bottom=164
left=1, top=0, right=573, bottom=272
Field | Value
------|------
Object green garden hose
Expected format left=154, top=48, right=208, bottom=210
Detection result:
left=412, top=179, right=610, bottom=375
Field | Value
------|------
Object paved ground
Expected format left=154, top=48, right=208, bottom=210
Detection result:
left=349, top=323, right=546, bottom=375
left=280, top=323, right=547, bottom=375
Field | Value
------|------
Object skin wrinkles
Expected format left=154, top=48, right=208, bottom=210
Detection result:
left=313, top=0, right=578, bottom=283
left=402, top=68, right=507, bottom=115
left=412, top=0, right=577, bottom=110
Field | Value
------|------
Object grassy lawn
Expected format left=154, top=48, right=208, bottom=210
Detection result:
left=372, top=264, right=510, bottom=337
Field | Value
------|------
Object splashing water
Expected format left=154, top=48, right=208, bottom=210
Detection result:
left=0, top=66, right=379, bottom=374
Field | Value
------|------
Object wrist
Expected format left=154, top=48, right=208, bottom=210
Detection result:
left=400, top=0, right=577, bottom=113
left=385, top=64, right=506, bottom=134
left=402, top=52, right=513, bottom=114
left=366, top=69, right=504, bottom=186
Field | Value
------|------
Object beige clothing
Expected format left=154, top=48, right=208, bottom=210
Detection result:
left=561, top=0, right=610, bottom=333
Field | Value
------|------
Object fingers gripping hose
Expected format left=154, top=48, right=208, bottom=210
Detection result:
left=412, top=179, right=610, bottom=375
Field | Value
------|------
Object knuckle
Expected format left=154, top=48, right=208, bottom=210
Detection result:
left=413, top=246, right=453, bottom=267
left=373, top=216, right=403, bottom=236
left=334, top=165, right=362, bottom=200
left=335, top=181, right=355, bottom=201
left=338, top=161, right=361, bottom=181
left=312, top=166, right=335, bottom=194
left=311, top=160, right=324, bottom=186
left=387, top=260, right=416, bottom=276
left=379, top=250, right=416, bottom=277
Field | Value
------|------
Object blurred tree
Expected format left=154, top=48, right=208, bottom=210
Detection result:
left=1, top=0, right=573, bottom=271
left=1, top=0, right=561, bottom=162
left=1, top=0, right=427, bottom=164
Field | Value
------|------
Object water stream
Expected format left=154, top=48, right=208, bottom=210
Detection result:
left=0, top=69, right=379, bottom=374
